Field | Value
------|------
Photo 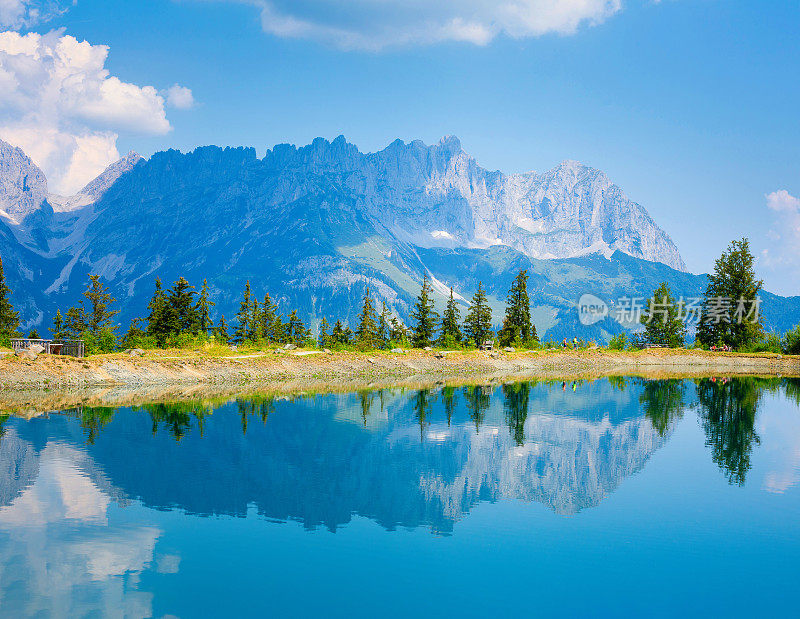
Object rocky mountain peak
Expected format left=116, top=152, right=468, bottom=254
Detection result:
left=0, top=138, right=48, bottom=223
left=77, top=151, right=143, bottom=202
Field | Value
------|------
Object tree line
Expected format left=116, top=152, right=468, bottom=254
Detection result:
left=628, top=238, right=793, bottom=353
left=1, top=237, right=799, bottom=354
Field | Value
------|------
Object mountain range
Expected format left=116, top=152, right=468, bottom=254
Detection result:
left=1, top=136, right=798, bottom=340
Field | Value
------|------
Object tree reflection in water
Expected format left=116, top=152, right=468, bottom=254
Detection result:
left=358, top=391, right=375, bottom=427
left=694, top=378, right=763, bottom=486
left=503, top=382, right=531, bottom=446
left=42, top=377, right=800, bottom=491
left=638, top=379, right=686, bottom=437
left=463, top=385, right=491, bottom=433
left=413, top=389, right=433, bottom=440
left=442, top=386, right=456, bottom=427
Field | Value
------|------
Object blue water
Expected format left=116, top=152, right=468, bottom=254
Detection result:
left=1, top=377, right=799, bottom=617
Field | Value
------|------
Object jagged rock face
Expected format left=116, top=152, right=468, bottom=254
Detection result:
left=49, top=151, right=143, bottom=212
left=258, top=136, right=686, bottom=270
left=0, top=139, right=48, bottom=222
left=10, top=136, right=800, bottom=338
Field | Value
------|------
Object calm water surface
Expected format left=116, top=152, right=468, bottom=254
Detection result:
left=1, top=377, right=799, bottom=617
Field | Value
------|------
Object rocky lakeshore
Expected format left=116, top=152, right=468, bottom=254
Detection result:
left=1, top=348, right=797, bottom=412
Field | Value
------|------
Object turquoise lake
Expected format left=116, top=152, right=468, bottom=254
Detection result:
left=1, top=377, right=799, bottom=617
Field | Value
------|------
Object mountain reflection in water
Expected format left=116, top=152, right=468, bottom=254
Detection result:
left=3, top=377, right=798, bottom=531
left=2, top=377, right=800, bottom=617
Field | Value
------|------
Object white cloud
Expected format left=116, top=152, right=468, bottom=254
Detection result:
left=0, top=439, right=160, bottom=617
left=165, top=83, right=195, bottom=109
left=761, top=190, right=800, bottom=294
left=0, top=30, right=183, bottom=195
left=0, top=0, right=69, bottom=29
left=228, top=0, right=622, bottom=50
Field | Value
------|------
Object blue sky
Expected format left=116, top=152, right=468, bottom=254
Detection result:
left=1, top=0, right=799, bottom=294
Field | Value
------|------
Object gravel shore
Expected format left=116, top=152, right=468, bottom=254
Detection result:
left=1, top=348, right=797, bottom=416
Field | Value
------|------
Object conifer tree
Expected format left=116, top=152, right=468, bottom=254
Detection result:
left=464, top=282, right=493, bottom=347
left=410, top=275, right=439, bottom=348
left=331, top=319, right=348, bottom=345
left=260, top=293, right=277, bottom=340
left=318, top=317, right=330, bottom=347
left=234, top=281, right=252, bottom=343
left=50, top=309, right=66, bottom=339
left=168, top=277, right=198, bottom=334
left=146, top=277, right=165, bottom=324
left=439, top=287, right=462, bottom=345
left=498, top=270, right=536, bottom=347
left=270, top=314, right=287, bottom=344
left=146, top=278, right=176, bottom=345
left=83, top=275, right=119, bottom=335
left=640, top=282, right=686, bottom=348
left=389, top=317, right=409, bottom=344
left=28, top=329, right=40, bottom=339
left=377, top=302, right=391, bottom=347
left=216, top=315, right=230, bottom=344
left=287, top=310, right=306, bottom=345
left=356, top=286, right=379, bottom=346
left=64, top=306, right=88, bottom=339
left=0, top=255, right=20, bottom=340
left=697, top=238, right=763, bottom=350
left=195, top=279, right=215, bottom=334
left=249, top=297, right=260, bottom=341
left=122, top=318, right=147, bottom=349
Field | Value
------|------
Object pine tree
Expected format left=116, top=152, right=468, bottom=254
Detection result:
left=216, top=314, right=230, bottom=344
left=287, top=310, right=306, bottom=345
left=122, top=318, right=147, bottom=349
left=356, top=286, right=379, bottom=346
left=195, top=279, right=215, bottom=334
left=168, top=277, right=199, bottom=334
left=331, top=319, right=347, bottom=345
left=28, top=328, right=40, bottom=339
left=83, top=275, right=119, bottom=335
left=318, top=317, right=330, bottom=347
left=389, top=317, right=409, bottom=345
left=439, top=287, right=462, bottom=346
left=50, top=309, right=66, bottom=340
left=498, top=270, right=536, bottom=347
left=249, top=297, right=260, bottom=341
left=640, top=282, right=686, bottom=348
left=234, top=281, right=252, bottom=343
left=270, top=314, right=287, bottom=344
left=64, top=306, right=88, bottom=339
left=377, top=302, right=391, bottom=347
left=410, top=276, right=439, bottom=348
left=260, top=293, right=277, bottom=340
left=697, top=238, right=763, bottom=349
left=464, top=282, right=493, bottom=347
left=146, top=278, right=177, bottom=345
left=0, top=255, right=20, bottom=339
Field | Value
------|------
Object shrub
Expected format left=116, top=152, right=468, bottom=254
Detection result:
left=437, top=334, right=462, bottom=350
left=608, top=333, right=628, bottom=350
left=741, top=332, right=783, bottom=354
left=80, top=329, right=118, bottom=355
left=784, top=324, right=800, bottom=355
